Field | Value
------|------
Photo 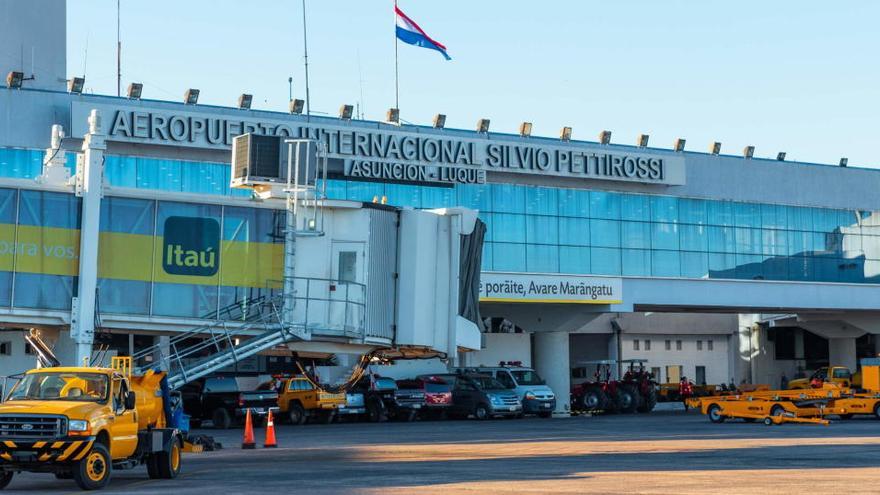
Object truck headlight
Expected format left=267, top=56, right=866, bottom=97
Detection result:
left=68, top=420, right=89, bottom=432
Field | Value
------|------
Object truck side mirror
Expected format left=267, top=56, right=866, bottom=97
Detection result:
left=125, top=391, right=136, bottom=410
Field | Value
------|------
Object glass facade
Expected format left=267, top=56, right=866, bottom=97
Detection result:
left=3, top=147, right=880, bottom=297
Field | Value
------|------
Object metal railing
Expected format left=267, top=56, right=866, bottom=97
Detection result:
left=267, top=276, right=367, bottom=338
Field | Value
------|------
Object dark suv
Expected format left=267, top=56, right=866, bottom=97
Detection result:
left=402, top=376, right=454, bottom=419
left=436, top=373, right=522, bottom=419
left=351, top=374, right=424, bottom=422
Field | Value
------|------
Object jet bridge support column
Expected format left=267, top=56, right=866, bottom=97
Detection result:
left=534, top=331, right=570, bottom=417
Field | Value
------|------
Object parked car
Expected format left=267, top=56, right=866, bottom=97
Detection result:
left=350, top=374, right=424, bottom=422
left=337, top=391, right=366, bottom=422
left=432, top=373, right=522, bottom=419
left=409, top=375, right=454, bottom=419
left=458, top=363, right=556, bottom=417
left=180, top=375, right=279, bottom=429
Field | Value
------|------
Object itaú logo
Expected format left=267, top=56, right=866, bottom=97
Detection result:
left=162, top=216, right=220, bottom=276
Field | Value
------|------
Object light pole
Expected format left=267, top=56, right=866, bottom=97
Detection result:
left=288, top=76, right=293, bottom=102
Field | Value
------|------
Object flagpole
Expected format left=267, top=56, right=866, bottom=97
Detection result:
left=394, top=0, right=399, bottom=112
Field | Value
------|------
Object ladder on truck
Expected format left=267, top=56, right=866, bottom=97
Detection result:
left=131, top=294, right=309, bottom=390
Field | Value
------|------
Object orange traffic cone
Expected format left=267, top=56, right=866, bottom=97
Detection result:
left=263, top=410, right=277, bottom=448
left=241, top=408, right=256, bottom=449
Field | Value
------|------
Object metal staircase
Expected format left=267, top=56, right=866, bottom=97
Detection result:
left=132, top=294, right=308, bottom=390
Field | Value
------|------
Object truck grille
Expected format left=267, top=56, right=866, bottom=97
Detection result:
left=0, top=415, right=66, bottom=439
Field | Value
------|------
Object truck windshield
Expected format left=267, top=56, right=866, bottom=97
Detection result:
left=374, top=378, right=397, bottom=390
left=511, top=370, right=545, bottom=386
left=8, top=372, right=109, bottom=403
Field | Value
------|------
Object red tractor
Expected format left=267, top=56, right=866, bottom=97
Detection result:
left=571, top=360, right=640, bottom=414
left=620, top=359, right=658, bottom=413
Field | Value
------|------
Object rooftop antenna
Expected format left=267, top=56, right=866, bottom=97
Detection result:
left=116, top=0, right=121, bottom=97
left=82, top=32, right=89, bottom=79
left=301, top=0, right=311, bottom=117
left=357, top=50, right=365, bottom=119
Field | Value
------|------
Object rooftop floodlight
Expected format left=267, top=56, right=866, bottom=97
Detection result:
left=777, top=152, right=786, bottom=161
left=339, top=104, right=354, bottom=120
left=238, top=93, right=253, bottom=110
left=519, top=122, right=533, bottom=137
left=6, top=71, right=24, bottom=89
left=743, top=146, right=755, bottom=159
left=127, top=82, right=143, bottom=99
left=289, top=98, right=304, bottom=114
left=184, top=88, right=200, bottom=105
left=674, top=138, right=686, bottom=152
left=68, top=77, right=85, bottom=94
left=599, top=130, right=612, bottom=145
left=560, top=126, right=572, bottom=141
left=840, top=157, right=848, bottom=167
left=476, top=118, right=490, bottom=133
left=637, top=133, right=649, bottom=148
left=710, top=141, right=721, bottom=155
left=386, top=107, right=400, bottom=123
left=433, top=113, right=446, bottom=129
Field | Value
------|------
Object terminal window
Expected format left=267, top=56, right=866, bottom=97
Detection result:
left=0, top=342, right=10, bottom=356
left=708, top=340, right=714, bottom=351
left=644, top=340, right=651, bottom=350
left=697, top=340, right=703, bottom=351
left=676, top=340, right=682, bottom=351
left=665, top=340, right=671, bottom=350
left=633, top=340, right=640, bottom=351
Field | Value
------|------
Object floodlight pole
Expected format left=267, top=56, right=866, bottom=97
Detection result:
left=301, top=0, right=311, bottom=117
left=116, top=0, right=121, bottom=97
left=394, top=0, right=399, bottom=112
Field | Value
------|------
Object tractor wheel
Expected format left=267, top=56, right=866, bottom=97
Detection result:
left=708, top=404, right=725, bottom=423
left=615, top=384, right=639, bottom=414
left=637, top=387, right=658, bottom=413
left=581, top=386, right=609, bottom=412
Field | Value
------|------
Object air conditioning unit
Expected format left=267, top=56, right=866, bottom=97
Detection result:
left=231, top=134, right=319, bottom=189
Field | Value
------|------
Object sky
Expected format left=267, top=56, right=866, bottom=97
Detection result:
left=67, top=1, right=880, bottom=168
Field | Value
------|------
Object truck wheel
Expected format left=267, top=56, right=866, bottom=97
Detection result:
left=367, top=400, right=386, bottom=422
left=0, top=471, right=12, bottom=489
left=473, top=403, right=490, bottom=420
left=615, top=385, right=639, bottom=414
left=212, top=408, right=232, bottom=429
left=73, top=443, right=112, bottom=490
left=708, top=404, right=726, bottom=423
left=155, top=439, right=183, bottom=479
left=289, top=404, right=306, bottom=425
left=319, top=410, right=336, bottom=424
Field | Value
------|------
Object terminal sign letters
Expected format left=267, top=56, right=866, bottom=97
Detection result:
left=479, top=273, right=622, bottom=305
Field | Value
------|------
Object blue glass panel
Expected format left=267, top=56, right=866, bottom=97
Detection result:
left=420, top=186, right=454, bottom=208
left=651, top=223, right=679, bottom=251
left=591, top=247, right=621, bottom=275
left=0, top=148, right=42, bottom=179
left=760, top=204, right=787, bottom=229
left=104, top=155, right=138, bottom=188
left=787, top=257, right=811, bottom=281
left=862, top=236, right=880, bottom=258
left=620, top=194, right=650, bottom=221
left=680, top=224, right=708, bottom=251
left=734, top=227, right=762, bottom=255
left=762, top=257, right=789, bottom=281
left=526, top=215, right=558, bottom=244
left=813, top=208, right=839, bottom=233
left=100, top=196, right=154, bottom=235
left=490, top=213, right=526, bottom=243
left=493, top=243, right=526, bottom=272
left=735, top=254, right=764, bottom=280
left=525, top=187, right=558, bottom=216
left=14, top=273, right=75, bottom=310
left=181, top=161, right=226, bottom=195
left=558, top=189, right=590, bottom=218
left=558, top=217, right=590, bottom=246
left=679, top=198, right=708, bottom=225
left=708, top=252, right=737, bottom=274
left=652, top=250, right=680, bottom=277
left=481, top=241, right=493, bottom=270
left=224, top=206, right=282, bottom=243
left=559, top=246, right=590, bottom=274
left=650, top=196, right=678, bottom=223
left=152, top=283, right=220, bottom=318
left=734, top=202, right=761, bottom=228
left=456, top=184, right=491, bottom=212
left=761, top=229, right=789, bottom=256
left=0, top=188, right=15, bottom=223
left=346, top=181, right=384, bottom=202
left=0, top=189, right=12, bottom=307
left=622, top=249, right=651, bottom=276
left=526, top=244, right=558, bottom=273
left=490, top=184, right=526, bottom=213
left=707, top=200, right=734, bottom=227
left=708, top=226, right=735, bottom=253
left=384, top=184, right=422, bottom=208
left=621, top=221, right=651, bottom=249
left=787, top=206, right=813, bottom=231
left=0, top=272, right=10, bottom=307
left=589, top=191, right=620, bottom=219
left=680, top=251, right=709, bottom=278
left=98, top=278, right=150, bottom=314
left=18, top=190, right=81, bottom=228
left=479, top=213, right=493, bottom=242
left=839, top=210, right=859, bottom=230
left=137, top=157, right=183, bottom=191
left=324, top=179, right=347, bottom=200
left=590, top=219, right=620, bottom=248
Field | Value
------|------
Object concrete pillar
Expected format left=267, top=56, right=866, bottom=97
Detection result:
left=829, top=338, right=857, bottom=370
left=534, top=332, right=570, bottom=417
left=70, top=110, right=105, bottom=366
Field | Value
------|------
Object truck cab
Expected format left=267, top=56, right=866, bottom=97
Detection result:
left=458, top=363, right=556, bottom=417
left=268, top=376, right=345, bottom=425
left=788, top=366, right=857, bottom=389
left=0, top=363, right=182, bottom=490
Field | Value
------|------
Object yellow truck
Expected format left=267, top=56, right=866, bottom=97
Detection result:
left=787, top=366, right=861, bottom=389
left=0, top=357, right=184, bottom=490
left=264, top=375, right=346, bottom=425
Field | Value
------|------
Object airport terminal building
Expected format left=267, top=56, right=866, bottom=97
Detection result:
left=4, top=0, right=880, bottom=413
